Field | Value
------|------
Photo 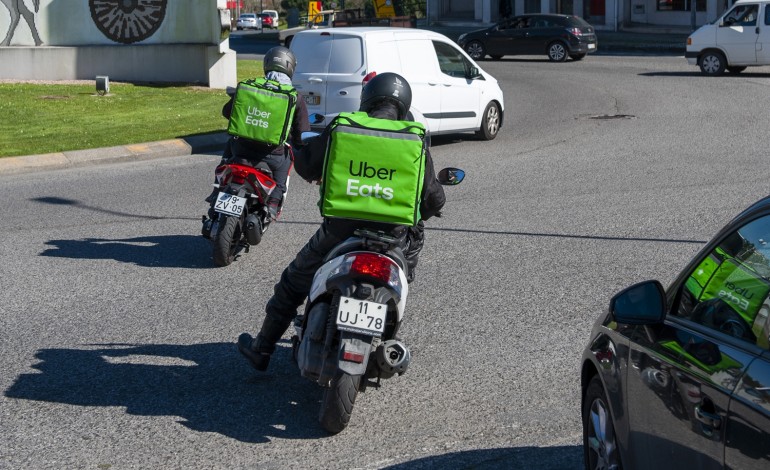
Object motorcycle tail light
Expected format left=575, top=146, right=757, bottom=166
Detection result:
left=230, top=167, right=250, bottom=184
left=338, top=252, right=400, bottom=286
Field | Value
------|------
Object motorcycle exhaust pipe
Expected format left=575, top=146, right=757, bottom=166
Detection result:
left=375, top=339, right=411, bottom=377
left=245, top=213, right=262, bottom=245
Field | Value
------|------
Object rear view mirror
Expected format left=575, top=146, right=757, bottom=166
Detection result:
left=467, top=66, right=482, bottom=80
left=610, top=280, right=666, bottom=325
left=308, top=113, right=325, bottom=125
left=437, top=167, right=465, bottom=185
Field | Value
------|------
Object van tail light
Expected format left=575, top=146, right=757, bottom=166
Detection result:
left=567, top=27, right=583, bottom=36
left=362, top=71, right=377, bottom=86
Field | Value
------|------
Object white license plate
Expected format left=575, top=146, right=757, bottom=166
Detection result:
left=304, top=95, right=320, bottom=106
left=336, top=296, right=387, bottom=336
left=213, top=192, right=246, bottom=216
left=588, top=43, right=596, bottom=50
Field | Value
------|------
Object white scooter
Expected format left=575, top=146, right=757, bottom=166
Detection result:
left=291, top=167, right=465, bottom=433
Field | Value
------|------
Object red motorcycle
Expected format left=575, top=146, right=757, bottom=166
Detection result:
left=201, top=159, right=290, bottom=266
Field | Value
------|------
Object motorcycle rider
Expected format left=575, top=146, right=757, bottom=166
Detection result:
left=207, top=46, right=309, bottom=219
left=237, top=72, right=446, bottom=371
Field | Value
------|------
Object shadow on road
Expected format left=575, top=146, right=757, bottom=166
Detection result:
left=381, top=445, right=583, bottom=469
left=31, top=196, right=199, bottom=222
left=40, top=235, right=214, bottom=269
left=4, top=342, right=329, bottom=442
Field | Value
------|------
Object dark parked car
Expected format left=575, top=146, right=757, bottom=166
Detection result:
left=457, top=14, right=597, bottom=62
left=581, top=195, right=770, bottom=469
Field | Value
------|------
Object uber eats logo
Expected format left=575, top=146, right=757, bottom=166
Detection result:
left=346, top=159, right=396, bottom=200
left=245, top=106, right=272, bottom=129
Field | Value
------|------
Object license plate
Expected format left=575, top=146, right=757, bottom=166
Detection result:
left=588, top=43, right=596, bottom=50
left=304, top=95, right=320, bottom=106
left=213, top=192, right=246, bottom=216
left=336, top=296, right=387, bottom=336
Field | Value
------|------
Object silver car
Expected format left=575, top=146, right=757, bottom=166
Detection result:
left=236, top=13, right=260, bottom=31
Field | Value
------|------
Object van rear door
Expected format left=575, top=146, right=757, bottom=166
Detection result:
left=291, top=32, right=333, bottom=121
left=291, top=31, right=365, bottom=128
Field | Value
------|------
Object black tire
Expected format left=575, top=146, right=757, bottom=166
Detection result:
left=547, top=41, right=568, bottom=62
left=464, top=40, right=486, bottom=61
left=583, top=376, right=623, bottom=470
left=699, top=51, right=726, bottom=76
left=319, top=371, right=361, bottom=434
left=570, top=53, right=587, bottom=61
left=476, top=101, right=501, bottom=141
left=490, top=55, right=503, bottom=60
left=727, top=66, right=747, bottom=74
left=212, top=214, right=242, bottom=267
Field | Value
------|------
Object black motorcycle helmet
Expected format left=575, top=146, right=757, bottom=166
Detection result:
left=359, top=72, right=412, bottom=120
left=263, top=46, right=297, bottom=78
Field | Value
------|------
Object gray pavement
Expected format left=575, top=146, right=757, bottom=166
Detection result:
left=0, top=25, right=691, bottom=175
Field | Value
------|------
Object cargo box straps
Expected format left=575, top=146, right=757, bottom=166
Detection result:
left=226, top=78, right=298, bottom=146
left=319, top=112, right=426, bottom=226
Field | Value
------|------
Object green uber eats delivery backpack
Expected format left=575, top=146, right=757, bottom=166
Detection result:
left=227, top=77, right=298, bottom=146
left=319, top=112, right=427, bottom=227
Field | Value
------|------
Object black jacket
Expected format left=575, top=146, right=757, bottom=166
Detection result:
left=294, top=105, right=446, bottom=238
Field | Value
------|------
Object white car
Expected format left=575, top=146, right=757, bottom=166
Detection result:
left=289, top=27, right=504, bottom=140
left=236, top=13, right=260, bottom=31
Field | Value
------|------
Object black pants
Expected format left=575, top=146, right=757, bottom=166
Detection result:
left=257, top=220, right=426, bottom=347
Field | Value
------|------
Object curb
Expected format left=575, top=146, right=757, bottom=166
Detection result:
left=0, top=132, right=229, bottom=175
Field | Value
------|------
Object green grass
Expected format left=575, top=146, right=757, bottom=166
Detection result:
left=0, top=60, right=262, bottom=158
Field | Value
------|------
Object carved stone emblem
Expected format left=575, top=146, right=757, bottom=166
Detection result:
left=89, top=0, right=168, bottom=44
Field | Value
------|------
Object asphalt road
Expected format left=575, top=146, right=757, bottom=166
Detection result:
left=3, top=55, right=770, bottom=469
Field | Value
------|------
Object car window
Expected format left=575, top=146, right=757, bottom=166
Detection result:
left=675, top=214, right=770, bottom=349
left=292, top=34, right=333, bottom=74
left=432, top=40, right=473, bottom=78
left=766, top=4, right=770, bottom=25
left=328, top=35, right=364, bottom=74
left=724, top=4, right=759, bottom=26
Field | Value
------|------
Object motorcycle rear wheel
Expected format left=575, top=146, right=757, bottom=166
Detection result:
left=212, top=215, right=242, bottom=267
left=319, top=370, right=361, bottom=434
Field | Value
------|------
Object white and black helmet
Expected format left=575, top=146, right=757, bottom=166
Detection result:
left=359, top=72, right=412, bottom=120
left=263, top=46, right=297, bottom=78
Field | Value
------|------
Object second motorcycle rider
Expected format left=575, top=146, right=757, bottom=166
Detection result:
left=208, top=46, right=309, bottom=219
left=237, top=72, right=446, bottom=371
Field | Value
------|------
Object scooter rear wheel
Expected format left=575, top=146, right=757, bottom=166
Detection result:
left=212, top=215, right=242, bottom=267
left=319, top=370, right=361, bottom=434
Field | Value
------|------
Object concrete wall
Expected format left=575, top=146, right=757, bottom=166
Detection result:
left=0, top=0, right=236, bottom=88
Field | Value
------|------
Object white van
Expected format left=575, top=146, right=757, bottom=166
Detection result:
left=686, top=0, right=770, bottom=75
left=289, top=27, right=505, bottom=140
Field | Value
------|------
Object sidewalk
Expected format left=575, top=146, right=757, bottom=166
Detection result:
left=0, top=24, right=691, bottom=175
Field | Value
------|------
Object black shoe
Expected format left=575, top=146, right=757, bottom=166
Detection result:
left=237, top=333, right=271, bottom=371
left=266, top=197, right=280, bottom=220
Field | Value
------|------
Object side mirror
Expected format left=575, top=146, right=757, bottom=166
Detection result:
left=467, top=66, right=481, bottom=79
left=610, top=280, right=666, bottom=325
left=437, top=167, right=465, bottom=185
left=722, top=18, right=734, bottom=26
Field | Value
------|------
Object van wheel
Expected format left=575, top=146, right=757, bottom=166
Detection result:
left=465, top=40, right=486, bottom=61
left=476, top=102, right=501, bottom=141
left=699, top=51, right=726, bottom=76
left=727, top=66, right=747, bottom=74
